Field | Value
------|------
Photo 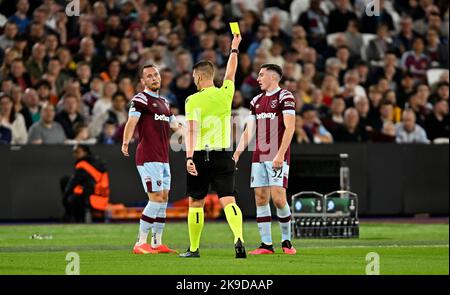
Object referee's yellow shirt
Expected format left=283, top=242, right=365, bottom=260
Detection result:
left=185, top=79, right=234, bottom=151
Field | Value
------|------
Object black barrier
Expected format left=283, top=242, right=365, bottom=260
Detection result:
left=0, top=144, right=448, bottom=220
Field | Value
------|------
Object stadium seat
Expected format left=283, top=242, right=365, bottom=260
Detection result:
left=427, top=69, right=449, bottom=87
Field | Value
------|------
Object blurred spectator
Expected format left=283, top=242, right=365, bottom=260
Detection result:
left=400, top=36, right=430, bottom=80
left=9, top=58, right=32, bottom=91
left=26, top=42, right=47, bottom=84
left=311, top=88, right=330, bottom=119
left=89, top=92, right=127, bottom=138
left=47, top=57, right=70, bottom=96
left=55, top=94, right=86, bottom=139
left=301, top=104, right=333, bottom=143
left=410, top=84, right=433, bottom=125
left=430, top=81, right=449, bottom=104
left=393, top=16, right=417, bottom=57
left=247, top=24, right=271, bottom=60
left=344, top=19, right=363, bottom=59
left=171, top=71, right=196, bottom=114
left=332, top=107, right=368, bottom=142
left=293, top=115, right=310, bottom=144
left=322, top=95, right=345, bottom=132
left=425, top=99, right=449, bottom=142
left=298, top=0, right=328, bottom=49
left=28, top=103, right=66, bottom=144
left=97, top=120, right=119, bottom=145
left=327, top=0, right=357, bottom=34
left=0, top=22, right=18, bottom=50
left=92, top=81, right=117, bottom=117
left=366, top=24, right=395, bottom=66
left=100, top=58, right=122, bottom=84
left=353, top=94, right=370, bottom=131
left=0, top=48, right=20, bottom=81
left=367, top=86, right=383, bottom=129
left=45, top=32, right=59, bottom=59
left=76, top=62, right=92, bottom=95
left=321, top=73, right=340, bottom=107
left=20, top=88, right=41, bottom=129
left=82, top=77, right=103, bottom=114
left=396, top=72, right=416, bottom=108
left=414, top=8, right=448, bottom=38
left=426, top=28, right=449, bottom=69
left=8, top=0, right=31, bottom=34
left=57, top=46, right=76, bottom=77
left=173, top=50, right=193, bottom=75
left=371, top=121, right=396, bottom=143
left=341, top=69, right=367, bottom=105
left=0, top=94, right=27, bottom=144
left=159, top=68, right=177, bottom=107
left=73, top=37, right=105, bottom=74
left=372, top=100, right=396, bottom=131
left=65, top=122, right=97, bottom=145
left=395, top=109, right=430, bottom=143
left=35, top=79, right=57, bottom=106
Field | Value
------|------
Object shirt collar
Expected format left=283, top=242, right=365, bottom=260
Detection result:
left=266, top=87, right=281, bottom=96
left=144, top=89, right=159, bottom=98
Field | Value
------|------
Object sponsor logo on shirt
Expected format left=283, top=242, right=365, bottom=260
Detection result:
left=154, top=114, right=170, bottom=122
left=256, top=112, right=277, bottom=120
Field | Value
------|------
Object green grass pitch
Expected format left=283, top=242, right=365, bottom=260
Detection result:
left=0, top=221, right=448, bottom=275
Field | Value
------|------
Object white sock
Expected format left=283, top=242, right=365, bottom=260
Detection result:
left=277, top=203, right=292, bottom=242
left=151, top=202, right=168, bottom=247
left=137, top=201, right=159, bottom=245
left=256, top=204, right=273, bottom=245
left=137, top=232, right=148, bottom=245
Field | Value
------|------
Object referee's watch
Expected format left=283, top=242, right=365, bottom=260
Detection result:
left=186, top=157, right=193, bottom=162
left=230, top=48, right=239, bottom=55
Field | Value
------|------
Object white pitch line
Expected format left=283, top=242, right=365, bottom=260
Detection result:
left=300, top=244, right=449, bottom=249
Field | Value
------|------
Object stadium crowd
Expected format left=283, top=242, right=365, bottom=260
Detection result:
left=0, top=0, right=448, bottom=145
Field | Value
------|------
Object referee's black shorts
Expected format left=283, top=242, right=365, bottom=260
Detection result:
left=186, top=150, right=236, bottom=200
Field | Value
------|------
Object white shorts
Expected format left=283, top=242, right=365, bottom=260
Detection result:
left=136, top=162, right=171, bottom=193
left=250, top=161, right=290, bottom=188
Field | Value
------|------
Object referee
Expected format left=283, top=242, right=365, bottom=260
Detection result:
left=180, top=34, right=246, bottom=258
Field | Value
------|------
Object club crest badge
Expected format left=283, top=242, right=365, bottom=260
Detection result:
left=271, top=100, right=278, bottom=109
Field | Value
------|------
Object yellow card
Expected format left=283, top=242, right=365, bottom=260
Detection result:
left=229, top=22, right=240, bottom=35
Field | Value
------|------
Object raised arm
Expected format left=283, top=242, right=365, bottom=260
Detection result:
left=223, top=34, right=242, bottom=82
